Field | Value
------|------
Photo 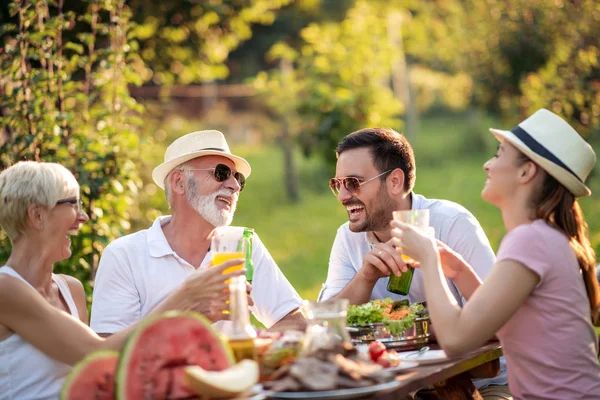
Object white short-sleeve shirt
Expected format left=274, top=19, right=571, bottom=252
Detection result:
left=90, top=217, right=303, bottom=332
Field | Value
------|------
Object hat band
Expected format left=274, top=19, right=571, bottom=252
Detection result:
left=511, top=126, right=582, bottom=182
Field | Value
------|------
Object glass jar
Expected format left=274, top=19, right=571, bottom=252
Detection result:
left=300, top=299, right=352, bottom=356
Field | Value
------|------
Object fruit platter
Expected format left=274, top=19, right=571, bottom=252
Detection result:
left=61, top=311, right=261, bottom=400
left=346, top=299, right=430, bottom=350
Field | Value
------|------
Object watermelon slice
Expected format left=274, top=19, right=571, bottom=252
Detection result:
left=116, top=311, right=235, bottom=399
left=60, top=350, right=119, bottom=400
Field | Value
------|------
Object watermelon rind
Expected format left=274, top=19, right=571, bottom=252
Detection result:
left=60, top=350, right=119, bottom=400
left=116, top=310, right=235, bottom=400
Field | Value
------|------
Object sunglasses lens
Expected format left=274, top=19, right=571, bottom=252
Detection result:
left=214, top=164, right=232, bottom=182
left=214, top=164, right=246, bottom=191
left=234, top=172, right=246, bottom=191
left=345, top=177, right=361, bottom=193
left=329, top=179, right=340, bottom=195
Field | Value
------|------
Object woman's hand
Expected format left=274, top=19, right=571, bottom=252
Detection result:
left=390, top=220, right=438, bottom=266
left=435, top=240, right=470, bottom=279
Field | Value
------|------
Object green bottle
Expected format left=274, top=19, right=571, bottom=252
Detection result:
left=387, top=266, right=414, bottom=295
left=242, top=228, right=254, bottom=282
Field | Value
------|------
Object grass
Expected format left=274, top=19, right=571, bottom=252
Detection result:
left=230, top=112, right=600, bottom=301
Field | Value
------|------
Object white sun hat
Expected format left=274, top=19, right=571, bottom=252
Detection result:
left=152, top=130, right=251, bottom=190
left=489, top=108, right=596, bottom=197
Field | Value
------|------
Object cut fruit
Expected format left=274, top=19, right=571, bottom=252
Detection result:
left=60, top=350, right=119, bottom=400
left=116, top=311, right=235, bottom=399
left=185, top=359, right=259, bottom=398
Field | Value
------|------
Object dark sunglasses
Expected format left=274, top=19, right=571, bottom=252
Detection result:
left=185, top=164, right=246, bottom=191
left=56, top=197, right=83, bottom=213
left=329, top=170, right=392, bottom=196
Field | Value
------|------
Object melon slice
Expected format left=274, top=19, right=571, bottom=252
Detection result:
left=116, top=311, right=235, bottom=400
left=185, top=359, right=259, bottom=398
left=60, top=350, right=119, bottom=400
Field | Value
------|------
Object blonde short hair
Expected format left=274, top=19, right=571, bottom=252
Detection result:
left=0, top=161, right=79, bottom=241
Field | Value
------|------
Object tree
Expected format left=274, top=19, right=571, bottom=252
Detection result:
left=256, top=0, right=403, bottom=173
left=0, top=0, right=143, bottom=301
left=128, top=0, right=294, bottom=85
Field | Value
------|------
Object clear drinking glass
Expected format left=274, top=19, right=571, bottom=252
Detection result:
left=211, top=227, right=246, bottom=276
left=387, top=209, right=430, bottom=295
left=300, top=299, right=352, bottom=356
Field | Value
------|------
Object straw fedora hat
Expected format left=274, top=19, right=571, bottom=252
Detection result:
left=489, top=108, right=596, bottom=197
left=152, top=130, right=251, bottom=189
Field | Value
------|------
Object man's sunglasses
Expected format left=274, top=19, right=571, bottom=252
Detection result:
left=184, top=164, right=246, bottom=191
left=56, top=197, right=83, bottom=213
left=329, top=170, right=392, bottom=196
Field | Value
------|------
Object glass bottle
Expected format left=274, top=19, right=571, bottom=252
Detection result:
left=227, top=276, right=257, bottom=362
left=387, top=267, right=414, bottom=295
left=300, top=299, right=352, bottom=356
left=242, top=228, right=254, bottom=283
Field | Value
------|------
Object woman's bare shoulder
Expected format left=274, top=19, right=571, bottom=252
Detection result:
left=58, top=274, right=85, bottom=292
left=0, top=273, right=30, bottom=298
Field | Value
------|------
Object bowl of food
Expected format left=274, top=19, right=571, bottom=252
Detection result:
left=346, top=299, right=430, bottom=350
left=255, top=330, right=304, bottom=382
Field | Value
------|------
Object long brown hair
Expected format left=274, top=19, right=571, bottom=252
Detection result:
left=524, top=154, right=600, bottom=323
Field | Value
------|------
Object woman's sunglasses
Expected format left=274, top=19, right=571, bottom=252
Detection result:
left=329, top=170, right=392, bottom=196
left=185, top=164, right=246, bottom=191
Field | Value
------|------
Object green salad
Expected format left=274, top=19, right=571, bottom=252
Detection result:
left=346, top=298, right=426, bottom=336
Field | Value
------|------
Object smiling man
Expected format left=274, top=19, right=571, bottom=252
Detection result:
left=90, top=130, right=305, bottom=335
left=320, top=128, right=511, bottom=399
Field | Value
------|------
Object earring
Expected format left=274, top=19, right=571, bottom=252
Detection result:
left=40, top=224, right=44, bottom=230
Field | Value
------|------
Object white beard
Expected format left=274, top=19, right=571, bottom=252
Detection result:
left=186, top=175, right=237, bottom=227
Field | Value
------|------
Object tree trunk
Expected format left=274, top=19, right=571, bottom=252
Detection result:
left=280, top=119, right=299, bottom=203
left=388, top=12, right=418, bottom=141
left=279, top=58, right=299, bottom=203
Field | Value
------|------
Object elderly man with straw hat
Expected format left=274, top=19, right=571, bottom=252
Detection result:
left=90, top=130, right=306, bottom=335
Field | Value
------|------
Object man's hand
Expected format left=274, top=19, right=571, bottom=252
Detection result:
left=268, top=307, right=307, bottom=332
left=358, top=239, right=408, bottom=283
left=156, top=259, right=245, bottom=322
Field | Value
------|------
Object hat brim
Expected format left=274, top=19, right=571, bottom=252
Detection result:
left=489, top=128, right=591, bottom=197
left=152, top=150, right=252, bottom=190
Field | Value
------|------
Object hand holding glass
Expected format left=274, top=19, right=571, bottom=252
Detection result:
left=387, top=209, right=430, bottom=295
left=212, top=228, right=246, bottom=276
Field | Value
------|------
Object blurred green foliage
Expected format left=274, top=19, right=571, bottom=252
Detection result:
left=129, top=0, right=294, bottom=85
left=0, top=0, right=143, bottom=301
left=253, top=0, right=600, bottom=174
left=255, top=0, right=404, bottom=172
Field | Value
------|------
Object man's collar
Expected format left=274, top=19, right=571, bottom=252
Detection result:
left=366, top=231, right=380, bottom=246
left=147, top=216, right=177, bottom=258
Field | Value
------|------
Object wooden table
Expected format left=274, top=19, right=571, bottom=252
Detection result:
left=377, top=342, right=503, bottom=400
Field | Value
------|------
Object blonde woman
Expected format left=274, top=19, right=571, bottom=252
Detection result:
left=0, top=161, right=244, bottom=400
left=392, top=109, right=600, bottom=400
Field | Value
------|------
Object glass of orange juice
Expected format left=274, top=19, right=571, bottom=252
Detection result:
left=211, top=227, right=246, bottom=275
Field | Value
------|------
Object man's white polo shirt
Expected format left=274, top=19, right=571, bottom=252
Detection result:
left=320, top=193, right=497, bottom=304
left=90, top=216, right=303, bottom=333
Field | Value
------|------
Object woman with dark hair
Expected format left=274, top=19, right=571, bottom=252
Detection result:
left=0, top=161, right=244, bottom=400
left=392, top=109, right=600, bottom=399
